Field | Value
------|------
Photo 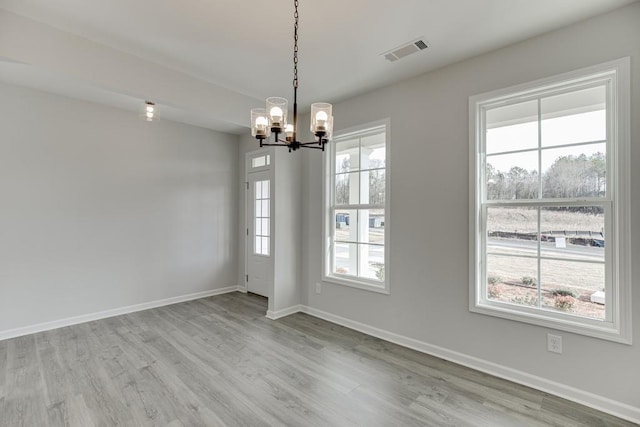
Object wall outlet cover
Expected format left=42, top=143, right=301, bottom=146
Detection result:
left=547, top=333, right=563, bottom=354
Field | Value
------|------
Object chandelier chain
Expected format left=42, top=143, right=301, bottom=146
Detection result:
left=293, top=0, right=299, bottom=89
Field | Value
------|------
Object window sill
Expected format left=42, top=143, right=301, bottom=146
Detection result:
left=323, top=274, right=390, bottom=295
left=470, top=300, right=631, bottom=345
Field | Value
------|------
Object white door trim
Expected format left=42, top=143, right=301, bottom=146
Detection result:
left=245, top=148, right=275, bottom=296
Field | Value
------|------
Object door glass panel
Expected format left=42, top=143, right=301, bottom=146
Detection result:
left=251, top=155, right=271, bottom=169
left=254, top=179, right=270, bottom=256
left=255, top=200, right=261, bottom=217
left=261, top=237, right=270, bottom=255
left=252, top=156, right=266, bottom=168
left=261, top=219, right=269, bottom=236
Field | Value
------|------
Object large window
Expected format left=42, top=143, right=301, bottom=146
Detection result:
left=470, top=59, right=631, bottom=343
left=324, top=121, right=390, bottom=293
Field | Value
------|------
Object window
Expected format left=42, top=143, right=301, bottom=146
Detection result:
left=324, top=120, right=390, bottom=293
left=251, top=154, right=271, bottom=169
left=254, top=179, right=270, bottom=256
left=470, top=59, right=631, bottom=343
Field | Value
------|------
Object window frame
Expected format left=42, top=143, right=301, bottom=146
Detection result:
left=323, top=119, right=391, bottom=294
left=469, top=58, right=631, bottom=344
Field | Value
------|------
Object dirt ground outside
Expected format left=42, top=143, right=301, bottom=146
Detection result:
left=485, top=208, right=606, bottom=319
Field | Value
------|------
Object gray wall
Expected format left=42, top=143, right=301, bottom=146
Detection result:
left=272, top=149, right=302, bottom=313
left=302, top=3, right=639, bottom=410
left=0, top=83, right=239, bottom=333
left=237, top=135, right=304, bottom=314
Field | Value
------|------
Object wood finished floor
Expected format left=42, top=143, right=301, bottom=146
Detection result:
left=0, top=292, right=634, bottom=427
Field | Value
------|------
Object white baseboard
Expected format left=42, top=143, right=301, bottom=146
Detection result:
left=266, top=304, right=304, bottom=320
left=0, top=286, right=240, bottom=341
left=294, top=306, right=640, bottom=424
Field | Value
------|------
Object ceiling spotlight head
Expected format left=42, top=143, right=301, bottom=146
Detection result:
left=144, top=101, right=156, bottom=122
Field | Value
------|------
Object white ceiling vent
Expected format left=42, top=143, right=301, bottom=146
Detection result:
left=382, top=38, right=429, bottom=62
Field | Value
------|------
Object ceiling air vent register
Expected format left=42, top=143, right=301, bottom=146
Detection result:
left=383, top=38, right=429, bottom=62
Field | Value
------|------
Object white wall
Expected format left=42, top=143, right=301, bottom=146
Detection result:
left=237, top=135, right=303, bottom=314
left=272, top=149, right=302, bottom=313
left=0, top=9, right=258, bottom=132
left=0, top=83, right=239, bottom=333
left=303, top=2, right=640, bottom=417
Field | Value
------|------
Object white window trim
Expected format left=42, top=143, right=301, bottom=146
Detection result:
left=469, top=58, right=632, bottom=344
left=323, top=119, right=391, bottom=294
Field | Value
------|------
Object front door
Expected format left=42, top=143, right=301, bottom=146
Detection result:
left=246, top=170, right=272, bottom=297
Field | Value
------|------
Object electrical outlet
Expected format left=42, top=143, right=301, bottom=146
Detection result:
left=547, top=334, right=562, bottom=354
left=315, top=282, right=322, bottom=294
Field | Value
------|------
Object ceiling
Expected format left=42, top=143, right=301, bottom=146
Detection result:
left=0, top=0, right=636, bottom=134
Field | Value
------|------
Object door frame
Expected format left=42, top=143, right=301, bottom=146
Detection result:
left=244, top=148, right=275, bottom=294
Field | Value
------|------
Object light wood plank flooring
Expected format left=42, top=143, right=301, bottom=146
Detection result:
left=0, top=292, right=634, bottom=426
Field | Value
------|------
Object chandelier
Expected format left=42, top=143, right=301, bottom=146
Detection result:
left=250, top=0, right=333, bottom=152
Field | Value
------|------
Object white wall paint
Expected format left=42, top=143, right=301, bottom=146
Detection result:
left=0, top=83, right=239, bottom=332
left=302, top=3, right=639, bottom=413
left=271, top=149, right=302, bottom=313
left=238, top=135, right=304, bottom=314
left=0, top=9, right=259, bottom=132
